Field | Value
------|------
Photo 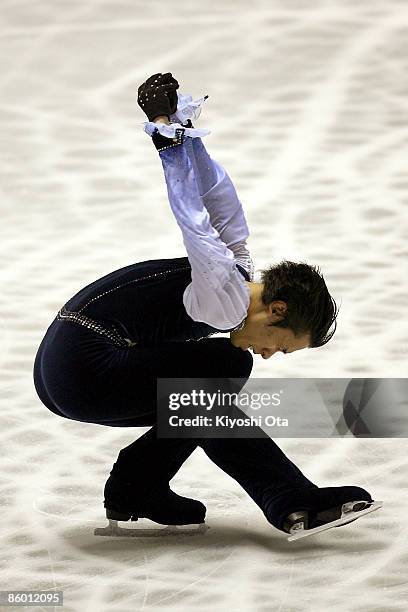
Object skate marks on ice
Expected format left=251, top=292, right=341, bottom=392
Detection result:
left=287, top=500, right=383, bottom=542
left=17, top=448, right=407, bottom=611
left=31, top=485, right=259, bottom=608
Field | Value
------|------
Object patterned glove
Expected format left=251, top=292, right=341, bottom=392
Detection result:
left=137, top=72, right=179, bottom=122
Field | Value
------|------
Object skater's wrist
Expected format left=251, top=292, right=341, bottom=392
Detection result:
left=153, top=115, right=172, bottom=125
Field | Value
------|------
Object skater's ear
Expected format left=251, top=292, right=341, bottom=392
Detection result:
left=266, top=300, right=287, bottom=323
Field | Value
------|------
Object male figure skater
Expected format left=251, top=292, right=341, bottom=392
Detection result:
left=33, top=72, right=375, bottom=537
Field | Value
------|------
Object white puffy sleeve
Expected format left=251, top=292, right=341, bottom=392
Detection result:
left=157, top=139, right=250, bottom=331
left=185, top=136, right=255, bottom=282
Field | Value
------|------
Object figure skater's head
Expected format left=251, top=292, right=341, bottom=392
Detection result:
left=230, top=260, right=339, bottom=359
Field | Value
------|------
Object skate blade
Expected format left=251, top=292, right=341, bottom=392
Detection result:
left=287, top=500, right=383, bottom=542
left=94, top=519, right=209, bottom=538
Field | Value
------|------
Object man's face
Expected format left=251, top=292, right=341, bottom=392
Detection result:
left=230, top=296, right=311, bottom=359
left=240, top=325, right=310, bottom=360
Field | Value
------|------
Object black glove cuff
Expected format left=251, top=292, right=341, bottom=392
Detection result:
left=150, top=126, right=183, bottom=152
left=151, top=120, right=195, bottom=152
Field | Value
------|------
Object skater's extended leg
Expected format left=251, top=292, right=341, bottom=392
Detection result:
left=198, top=403, right=374, bottom=533
left=199, top=434, right=375, bottom=532
left=199, top=433, right=318, bottom=531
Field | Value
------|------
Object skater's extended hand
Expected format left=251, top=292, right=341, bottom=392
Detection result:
left=137, top=72, right=179, bottom=122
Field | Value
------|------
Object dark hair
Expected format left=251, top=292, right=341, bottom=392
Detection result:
left=259, top=260, right=339, bottom=348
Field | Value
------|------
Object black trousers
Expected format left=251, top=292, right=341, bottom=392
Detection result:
left=33, top=318, right=317, bottom=530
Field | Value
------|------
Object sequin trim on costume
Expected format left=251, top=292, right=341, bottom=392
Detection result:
left=56, top=306, right=133, bottom=348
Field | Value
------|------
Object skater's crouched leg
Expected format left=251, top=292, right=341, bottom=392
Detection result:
left=103, top=339, right=253, bottom=526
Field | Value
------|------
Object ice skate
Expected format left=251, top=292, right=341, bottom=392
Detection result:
left=281, top=485, right=383, bottom=541
left=94, top=472, right=208, bottom=537
left=94, top=519, right=209, bottom=537
left=285, top=499, right=383, bottom=541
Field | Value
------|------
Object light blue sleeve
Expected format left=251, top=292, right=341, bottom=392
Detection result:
left=185, top=136, right=255, bottom=281
left=158, top=140, right=250, bottom=330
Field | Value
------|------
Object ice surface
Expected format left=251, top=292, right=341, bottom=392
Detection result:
left=0, top=0, right=407, bottom=610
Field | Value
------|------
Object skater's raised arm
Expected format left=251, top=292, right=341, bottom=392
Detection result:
left=137, top=73, right=250, bottom=330
left=184, top=136, right=254, bottom=282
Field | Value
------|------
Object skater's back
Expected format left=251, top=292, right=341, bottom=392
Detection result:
left=61, top=256, right=250, bottom=347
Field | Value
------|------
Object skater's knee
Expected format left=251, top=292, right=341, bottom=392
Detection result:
left=228, top=345, right=253, bottom=378
left=241, top=349, right=253, bottom=377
